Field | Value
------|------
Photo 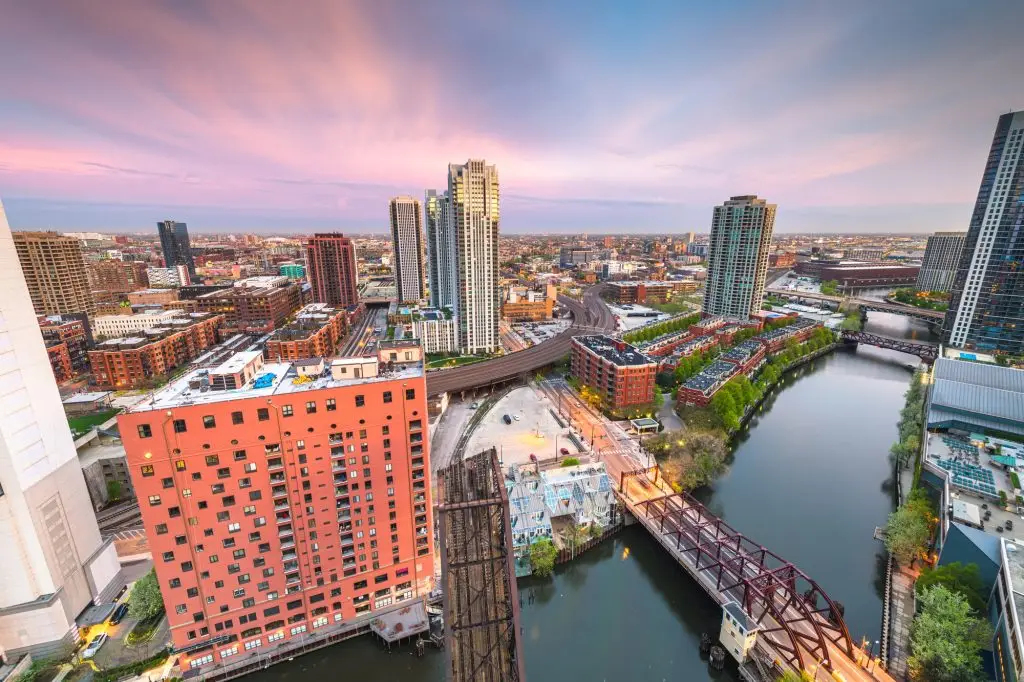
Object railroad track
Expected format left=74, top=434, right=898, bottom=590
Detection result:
left=97, top=503, right=143, bottom=533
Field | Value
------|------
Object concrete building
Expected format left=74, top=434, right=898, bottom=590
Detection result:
left=559, top=246, right=594, bottom=268
left=92, top=309, right=192, bottom=339
left=147, top=265, right=191, bottom=288
left=916, top=232, right=966, bottom=292
left=570, top=335, right=658, bottom=409
left=305, top=234, right=358, bottom=308
left=0, top=201, right=123, bottom=661
left=88, top=259, right=145, bottom=298
left=127, top=288, right=180, bottom=306
left=927, top=358, right=1024, bottom=439
left=13, top=231, right=95, bottom=317
left=157, top=220, right=196, bottom=279
left=944, top=112, right=1024, bottom=353
left=450, top=160, right=501, bottom=353
left=88, top=313, right=224, bottom=389
left=794, top=260, right=920, bottom=288
left=502, top=284, right=556, bottom=322
left=264, top=304, right=348, bottom=362
left=117, top=352, right=434, bottom=672
left=278, top=263, right=305, bottom=280
left=195, top=277, right=302, bottom=335
left=389, top=197, right=425, bottom=303
left=424, top=190, right=457, bottom=310
left=703, top=195, right=776, bottom=320
left=411, top=310, right=458, bottom=354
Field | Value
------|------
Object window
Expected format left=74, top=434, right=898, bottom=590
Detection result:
left=257, top=408, right=270, bottom=421
left=137, top=424, right=153, bottom=438
left=326, top=399, right=336, bottom=411
left=227, top=522, right=240, bottom=533
left=382, top=390, right=392, bottom=403
left=212, top=483, right=225, bottom=494
left=282, top=405, right=293, bottom=417
left=232, top=411, right=244, bottom=425
left=141, top=465, right=154, bottom=477
left=148, top=495, right=162, bottom=506
left=205, top=454, right=220, bottom=466
left=155, top=523, right=168, bottom=535
left=305, top=401, right=316, bottom=414
left=234, top=450, right=247, bottom=461
left=222, top=495, right=236, bottom=507
left=355, top=395, right=365, bottom=407
left=405, top=388, right=415, bottom=400
left=173, top=419, right=187, bottom=433
left=162, top=551, right=175, bottom=562
left=203, top=415, right=216, bottom=429
left=244, top=462, right=257, bottom=473
left=217, top=467, right=231, bottom=479
left=243, top=505, right=256, bottom=516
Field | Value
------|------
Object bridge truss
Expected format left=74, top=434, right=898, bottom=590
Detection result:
left=633, top=490, right=855, bottom=673
left=438, top=448, right=526, bottom=682
left=841, top=330, right=938, bottom=361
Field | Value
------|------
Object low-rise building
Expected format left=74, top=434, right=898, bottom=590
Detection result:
left=502, top=284, right=556, bottom=322
left=570, top=335, right=658, bottom=409
left=264, top=303, right=348, bottom=362
left=127, top=288, right=180, bottom=306
left=606, top=280, right=695, bottom=305
left=88, top=313, right=224, bottom=389
left=678, top=360, right=741, bottom=406
left=38, top=315, right=90, bottom=382
left=195, top=276, right=303, bottom=335
left=93, top=309, right=191, bottom=339
left=720, top=340, right=767, bottom=375
left=147, top=265, right=191, bottom=287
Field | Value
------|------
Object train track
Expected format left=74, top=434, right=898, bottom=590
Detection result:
left=97, top=502, right=143, bottom=534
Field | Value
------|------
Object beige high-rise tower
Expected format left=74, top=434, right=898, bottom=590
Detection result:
left=13, top=231, right=95, bottom=316
left=449, top=160, right=500, bottom=353
left=389, top=196, right=425, bottom=303
left=0, top=201, right=124, bottom=660
left=703, top=195, right=776, bottom=319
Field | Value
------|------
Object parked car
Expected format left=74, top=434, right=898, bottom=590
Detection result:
left=82, top=633, right=109, bottom=659
left=560, top=448, right=570, bottom=456
left=503, top=414, right=512, bottom=425
left=513, top=415, right=521, bottom=422
left=470, top=402, right=480, bottom=409
left=529, top=454, right=538, bottom=463
left=109, top=603, right=129, bottom=626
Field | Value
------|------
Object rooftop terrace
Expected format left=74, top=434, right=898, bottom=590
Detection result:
left=574, top=335, right=654, bottom=367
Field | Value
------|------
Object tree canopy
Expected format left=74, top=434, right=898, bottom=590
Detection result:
left=915, top=562, right=986, bottom=614
left=885, top=488, right=935, bottom=566
left=646, top=429, right=728, bottom=491
left=909, top=585, right=990, bottom=682
left=128, top=569, right=165, bottom=621
left=529, top=538, right=558, bottom=578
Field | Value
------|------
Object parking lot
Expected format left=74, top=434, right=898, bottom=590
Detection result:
left=512, top=320, right=571, bottom=347
left=465, top=386, right=580, bottom=467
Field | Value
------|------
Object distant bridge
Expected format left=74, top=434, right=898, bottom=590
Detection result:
left=840, top=330, right=939, bottom=361
left=768, top=289, right=945, bottom=323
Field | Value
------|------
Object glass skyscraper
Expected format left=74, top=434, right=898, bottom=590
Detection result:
left=157, top=219, right=196, bottom=279
left=944, top=111, right=1024, bottom=353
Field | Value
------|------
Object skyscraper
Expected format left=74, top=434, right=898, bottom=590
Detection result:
left=389, top=196, right=425, bottom=302
left=305, top=233, right=359, bottom=307
left=449, top=160, right=500, bottom=353
left=702, top=195, right=776, bottom=319
left=13, top=231, right=95, bottom=316
left=0, top=200, right=124, bottom=659
left=944, top=111, right=1024, bottom=353
left=157, top=220, right=196, bottom=279
left=424, top=190, right=457, bottom=310
left=916, top=232, right=966, bottom=292
left=117, top=351, right=434, bottom=672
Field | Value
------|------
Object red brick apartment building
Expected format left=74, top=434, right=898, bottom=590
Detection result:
left=570, top=335, right=658, bottom=409
left=195, top=277, right=303, bottom=335
left=264, top=304, right=348, bottom=362
left=89, top=314, right=223, bottom=389
left=304, top=234, right=359, bottom=307
left=38, top=315, right=90, bottom=383
left=118, top=351, right=433, bottom=672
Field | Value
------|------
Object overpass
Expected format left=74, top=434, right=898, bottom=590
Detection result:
left=618, top=470, right=893, bottom=681
left=425, top=285, right=616, bottom=396
left=841, top=330, right=939, bottom=361
left=768, top=288, right=945, bottom=323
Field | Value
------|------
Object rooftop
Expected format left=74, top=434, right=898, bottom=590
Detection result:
left=574, top=335, right=654, bottom=367
left=929, top=358, right=1024, bottom=435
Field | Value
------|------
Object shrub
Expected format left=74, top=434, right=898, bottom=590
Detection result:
left=1011, top=472, right=1021, bottom=490
left=94, top=649, right=170, bottom=682
left=560, top=457, right=580, bottom=467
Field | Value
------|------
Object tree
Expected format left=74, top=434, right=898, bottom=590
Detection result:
left=915, top=563, right=986, bottom=614
left=529, top=538, right=558, bottom=578
left=909, top=585, right=990, bottom=682
left=128, top=569, right=166, bottom=622
left=776, top=672, right=813, bottom=682
left=884, top=489, right=934, bottom=566
left=588, top=522, right=603, bottom=539
left=820, top=279, right=840, bottom=296
left=106, top=479, right=123, bottom=502
left=561, top=457, right=580, bottom=467
left=653, top=429, right=729, bottom=491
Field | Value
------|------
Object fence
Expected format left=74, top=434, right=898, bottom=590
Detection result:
left=554, top=519, right=625, bottom=565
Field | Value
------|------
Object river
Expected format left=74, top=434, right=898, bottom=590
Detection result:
left=244, top=311, right=935, bottom=682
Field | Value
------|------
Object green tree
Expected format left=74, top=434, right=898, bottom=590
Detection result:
left=909, top=585, right=990, bottom=682
left=106, top=479, right=123, bottom=502
left=915, top=562, right=986, bottom=614
left=775, top=672, right=813, bottom=682
left=529, top=538, right=558, bottom=578
left=128, top=569, right=166, bottom=621
left=820, top=280, right=840, bottom=296
left=884, top=489, right=934, bottom=565
left=560, top=457, right=580, bottom=467
left=588, top=523, right=603, bottom=539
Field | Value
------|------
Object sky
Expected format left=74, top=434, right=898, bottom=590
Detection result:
left=1, top=1, right=1022, bottom=234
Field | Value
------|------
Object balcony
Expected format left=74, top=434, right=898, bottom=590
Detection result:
left=343, top=558, right=356, bottom=569
left=278, top=526, right=293, bottom=537
left=409, top=433, right=423, bottom=444
left=332, top=464, right=345, bottom=475
left=412, top=472, right=424, bottom=481
left=274, top=501, right=289, bottom=512
left=340, top=533, right=353, bottom=546
left=270, top=472, right=286, bottom=484
left=275, top=513, right=291, bottom=525
left=415, top=515, right=427, bottom=525
left=286, top=574, right=301, bottom=586
left=280, top=540, right=295, bottom=551
left=339, top=521, right=352, bottom=532
left=341, top=548, right=355, bottom=558
left=272, top=486, right=288, bottom=499
left=283, top=560, right=298, bottom=571
left=267, top=459, right=284, bottom=471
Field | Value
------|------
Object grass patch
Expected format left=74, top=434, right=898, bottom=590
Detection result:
left=67, top=409, right=119, bottom=437
left=649, top=300, right=694, bottom=314
left=426, top=354, right=491, bottom=369
left=677, top=405, right=720, bottom=431
left=125, top=615, right=163, bottom=646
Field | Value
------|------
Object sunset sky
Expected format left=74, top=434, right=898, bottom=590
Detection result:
left=1, top=1, right=1022, bottom=233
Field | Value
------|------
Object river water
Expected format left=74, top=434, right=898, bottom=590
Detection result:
left=245, top=312, right=935, bottom=682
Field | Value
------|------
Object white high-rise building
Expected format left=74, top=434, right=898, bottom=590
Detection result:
left=449, top=160, right=500, bottom=354
left=388, top=196, right=425, bottom=302
left=703, top=195, right=776, bottom=319
left=0, top=200, right=124, bottom=661
left=424, top=189, right=457, bottom=310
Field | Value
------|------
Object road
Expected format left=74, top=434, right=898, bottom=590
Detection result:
left=340, top=306, right=387, bottom=357
left=425, top=285, right=616, bottom=396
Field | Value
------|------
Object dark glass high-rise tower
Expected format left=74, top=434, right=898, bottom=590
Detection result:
left=157, top=219, right=196, bottom=279
left=943, top=111, right=1024, bottom=354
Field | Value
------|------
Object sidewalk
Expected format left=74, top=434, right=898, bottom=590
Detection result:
left=887, top=566, right=917, bottom=680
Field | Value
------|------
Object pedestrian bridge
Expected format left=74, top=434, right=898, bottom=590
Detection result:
left=617, top=470, right=893, bottom=681
left=840, top=330, right=939, bottom=361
